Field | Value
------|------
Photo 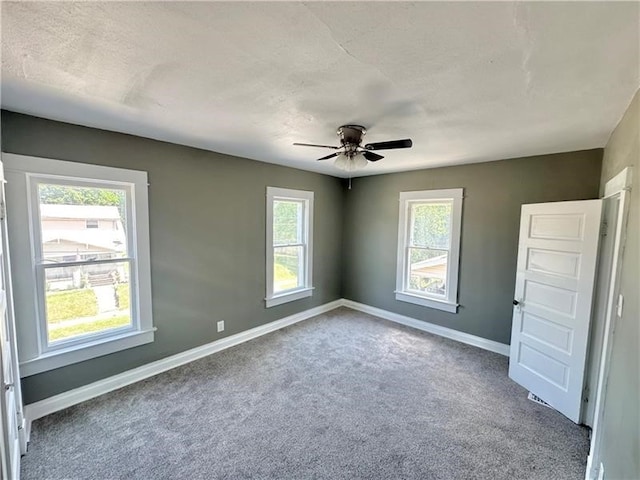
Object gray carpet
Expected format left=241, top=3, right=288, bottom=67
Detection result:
left=22, top=308, right=590, bottom=480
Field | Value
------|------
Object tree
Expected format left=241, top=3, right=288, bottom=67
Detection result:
left=273, top=200, right=302, bottom=277
left=411, top=203, right=451, bottom=249
left=408, top=203, right=451, bottom=292
left=39, top=184, right=124, bottom=207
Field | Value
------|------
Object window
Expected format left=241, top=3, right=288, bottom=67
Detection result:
left=396, top=189, right=463, bottom=313
left=4, top=154, right=154, bottom=376
left=266, top=187, right=313, bottom=307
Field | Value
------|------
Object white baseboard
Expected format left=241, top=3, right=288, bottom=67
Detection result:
left=342, top=299, right=511, bottom=357
left=24, top=298, right=510, bottom=441
left=23, top=299, right=343, bottom=440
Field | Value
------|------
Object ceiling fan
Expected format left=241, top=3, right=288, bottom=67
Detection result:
left=293, top=125, right=412, bottom=172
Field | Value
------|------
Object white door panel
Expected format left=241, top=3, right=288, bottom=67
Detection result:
left=509, top=200, right=602, bottom=423
left=521, top=312, right=573, bottom=353
left=527, top=248, right=582, bottom=279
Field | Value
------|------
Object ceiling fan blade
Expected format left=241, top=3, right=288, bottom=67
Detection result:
left=316, top=152, right=339, bottom=161
left=293, top=142, right=340, bottom=149
left=364, top=139, right=413, bottom=151
left=363, top=151, right=384, bottom=162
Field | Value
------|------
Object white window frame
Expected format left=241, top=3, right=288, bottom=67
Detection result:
left=395, top=188, right=463, bottom=313
left=265, top=187, right=314, bottom=308
left=3, top=154, right=154, bottom=376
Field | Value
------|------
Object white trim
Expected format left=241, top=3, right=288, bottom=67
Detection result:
left=265, top=186, right=314, bottom=307
left=3, top=154, right=154, bottom=375
left=342, top=299, right=510, bottom=356
left=19, top=329, right=156, bottom=377
left=603, top=166, right=632, bottom=198
left=265, top=287, right=314, bottom=308
left=585, top=168, right=633, bottom=480
left=23, top=299, right=343, bottom=441
left=396, top=188, right=463, bottom=313
left=394, top=291, right=458, bottom=313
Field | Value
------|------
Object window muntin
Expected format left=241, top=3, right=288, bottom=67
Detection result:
left=396, top=189, right=463, bottom=313
left=266, top=187, right=313, bottom=307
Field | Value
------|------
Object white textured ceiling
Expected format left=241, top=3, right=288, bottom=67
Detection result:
left=2, top=2, right=639, bottom=177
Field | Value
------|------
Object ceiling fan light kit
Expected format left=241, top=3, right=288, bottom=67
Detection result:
left=293, top=124, right=413, bottom=173
left=334, top=152, right=368, bottom=172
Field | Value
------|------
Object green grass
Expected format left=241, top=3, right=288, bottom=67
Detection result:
left=46, top=285, right=130, bottom=323
left=46, top=289, right=98, bottom=323
left=48, top=314, right=131, bottom=342
left=45, top=285, right=132, bottom=341
left=274, top=263, right=298, bottom=291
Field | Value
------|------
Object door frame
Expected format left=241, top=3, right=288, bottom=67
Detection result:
left=585, top=167, right=632, bottom=480
left=0, top=158, right=27, bottom=479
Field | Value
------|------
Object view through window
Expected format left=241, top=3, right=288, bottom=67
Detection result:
left=38, top=183, right=133, bottom=344
left=407, top=201, right=452, bottom=296
left=273, top=199, right=305, bottom=293
left=266, top=187, right=313, bottom=307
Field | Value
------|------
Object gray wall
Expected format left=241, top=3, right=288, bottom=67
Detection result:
left=0, top=110, right=606, bottom=407
left=341, top=151, right=602, bottom=344
left=1, top=111, right=344, bottom=404
left=598, top=89, right=639, bottom=480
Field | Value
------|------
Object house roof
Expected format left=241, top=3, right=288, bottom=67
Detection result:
left=42, top=231, right=126, bottom=254
left=2, top=2, right=638, bottom=177
left=411, top=255, right=447, bottom=280
left=42, top=236, right=123, bottom=255
left=40, top=204, right=121, bottom=220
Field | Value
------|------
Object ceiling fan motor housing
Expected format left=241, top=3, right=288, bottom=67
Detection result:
left=338, top=125, right=366, bottom=152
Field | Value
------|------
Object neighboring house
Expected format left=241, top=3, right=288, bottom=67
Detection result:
left=40, top=204, right=126, bottom=263
left=410, top=255, right=447, bottom=294
left=39, top=204, right=127, bottom=290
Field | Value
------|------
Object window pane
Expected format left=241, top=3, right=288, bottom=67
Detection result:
left=38, top=183, right=128, bottom=263
left=410, top=202, right=451, bottom=249
left=44, top=262, right=132, bottom=343
left=408, top=248, right=448, bottom=296
left=273, top=246, right=303, bottom=293
left=273, top=200, right=303, bottom=246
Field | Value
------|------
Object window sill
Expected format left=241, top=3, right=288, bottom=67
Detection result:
left=395, top=291, right=459, bottom=313
left=19, top=328, right=156, bottom=377
left=265, top=287, right=314, bottom=308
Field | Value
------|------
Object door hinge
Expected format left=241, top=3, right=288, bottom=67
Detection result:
left=16, top=410, right=25, bottom=430
left=600, top=220, right=608, bottom=237
left=0, top=201, right=5, bottom=221
left=583, top=385, right=590, bottom=403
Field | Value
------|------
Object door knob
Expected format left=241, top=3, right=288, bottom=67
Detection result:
left=513, top=300, right=519, bottom=306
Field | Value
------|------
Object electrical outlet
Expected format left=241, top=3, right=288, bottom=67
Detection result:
left=217, top=320, right=225, bottom=333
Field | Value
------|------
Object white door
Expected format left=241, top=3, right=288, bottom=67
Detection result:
left=0, top=161, right=22, bottom=479
left=509, top=200, right=603, bottom=423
